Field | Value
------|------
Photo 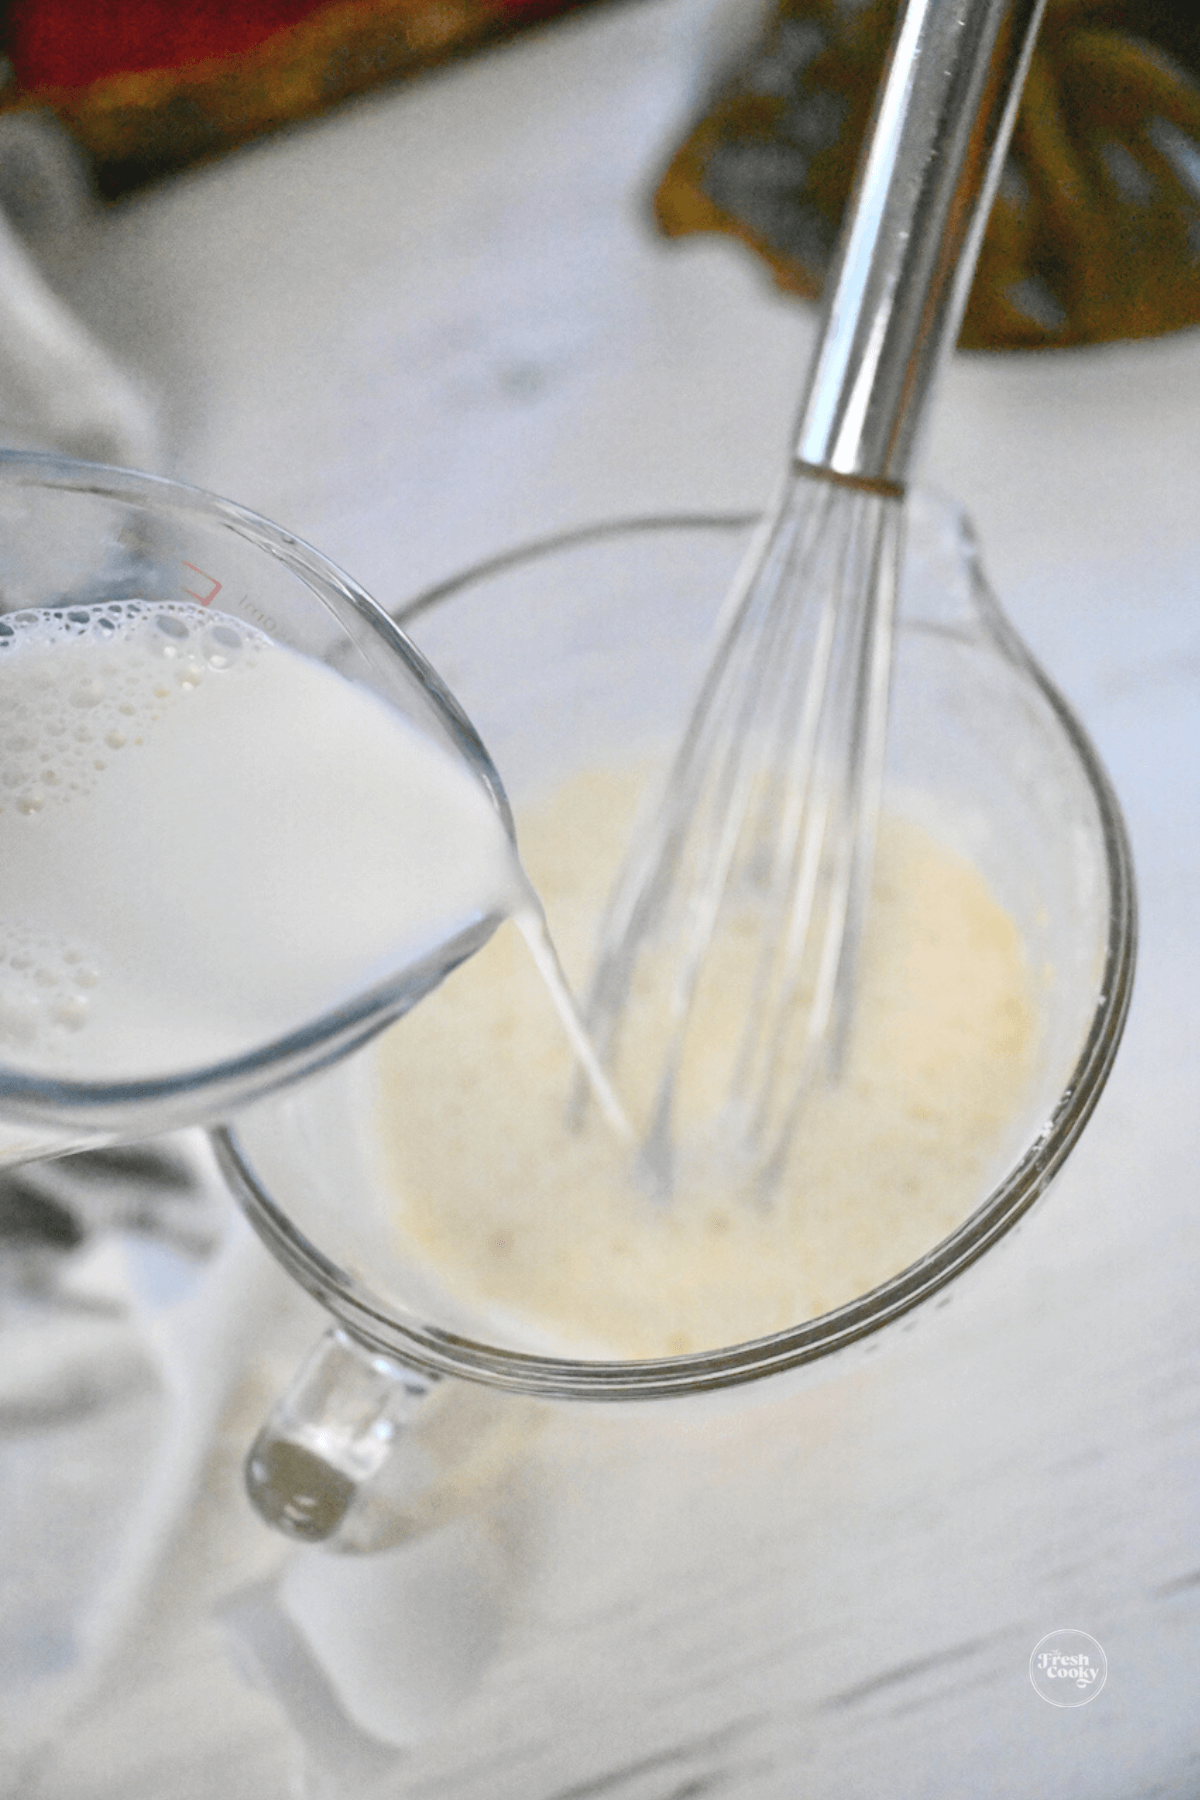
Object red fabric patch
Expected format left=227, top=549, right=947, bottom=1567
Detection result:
left=7, top=0, right=332, bottom=91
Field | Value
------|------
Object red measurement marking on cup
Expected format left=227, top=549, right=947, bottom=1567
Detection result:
left=181, top=563, right=222, bottom=606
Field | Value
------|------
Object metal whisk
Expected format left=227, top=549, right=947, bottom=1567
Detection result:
left=583, top=0, right=1048, bottom=1197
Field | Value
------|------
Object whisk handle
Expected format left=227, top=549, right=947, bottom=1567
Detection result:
left=793, top=0, right=1046, bottom=489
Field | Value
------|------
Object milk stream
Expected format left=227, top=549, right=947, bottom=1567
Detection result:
left=514, top=907, right=632, bottom=1144
left=0, top=599, right=621, bottom=1126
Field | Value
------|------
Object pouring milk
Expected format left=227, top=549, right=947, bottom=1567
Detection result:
left=0, top=600, right=555, bottom=1089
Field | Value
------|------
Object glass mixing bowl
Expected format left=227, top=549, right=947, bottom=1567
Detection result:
left=218, top=496, right=1135, bottom=1542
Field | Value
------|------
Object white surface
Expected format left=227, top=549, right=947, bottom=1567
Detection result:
left=3, top=0, right=1199, bottom=1793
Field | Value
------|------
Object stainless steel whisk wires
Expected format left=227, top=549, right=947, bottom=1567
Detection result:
left=714, top=478, right=902, bottom=1181
left=581, top=0, right=1049, bottom=1198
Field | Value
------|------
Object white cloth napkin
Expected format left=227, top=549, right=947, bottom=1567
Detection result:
left=0, top=1134, right=524, bottom=1798
left=0, top=1135, right=275, bottom=1783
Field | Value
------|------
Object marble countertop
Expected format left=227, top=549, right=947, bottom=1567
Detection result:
left=3, top=0, right=1199, bottom=1793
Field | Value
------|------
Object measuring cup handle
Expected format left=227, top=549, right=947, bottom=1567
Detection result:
left=245, top=1327, right=439, bottom=1543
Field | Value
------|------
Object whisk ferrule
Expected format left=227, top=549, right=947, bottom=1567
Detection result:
left=793, top=0, right=1048, bottom=488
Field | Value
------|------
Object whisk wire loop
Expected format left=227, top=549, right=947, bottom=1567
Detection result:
left=746, top=491, right=903, bottom=1187
left=580, top=472, right=901, bottom=1195
left=718, top=480, right=902, bottom=1180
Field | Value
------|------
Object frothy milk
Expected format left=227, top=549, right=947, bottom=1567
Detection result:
left=0, top=600, right=529, bottom=1084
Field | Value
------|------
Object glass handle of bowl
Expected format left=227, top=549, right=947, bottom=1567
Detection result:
left=245, top=1326, right=439, bottom=1543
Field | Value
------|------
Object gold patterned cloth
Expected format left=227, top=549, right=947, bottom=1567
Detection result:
left=655, top=0, right=1200, bottom=349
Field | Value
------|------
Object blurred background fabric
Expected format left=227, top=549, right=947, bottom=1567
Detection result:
left=4, top=1, right=1200, bottom=350
left=0, top=0, right=603, bottom=197
left=654, top=0, right=1200, bottom=348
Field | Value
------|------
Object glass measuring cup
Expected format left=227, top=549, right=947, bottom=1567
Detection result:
left=220, top=498, right=1136, bottom=1544
left=0, top=452, right=512, bottom=1164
